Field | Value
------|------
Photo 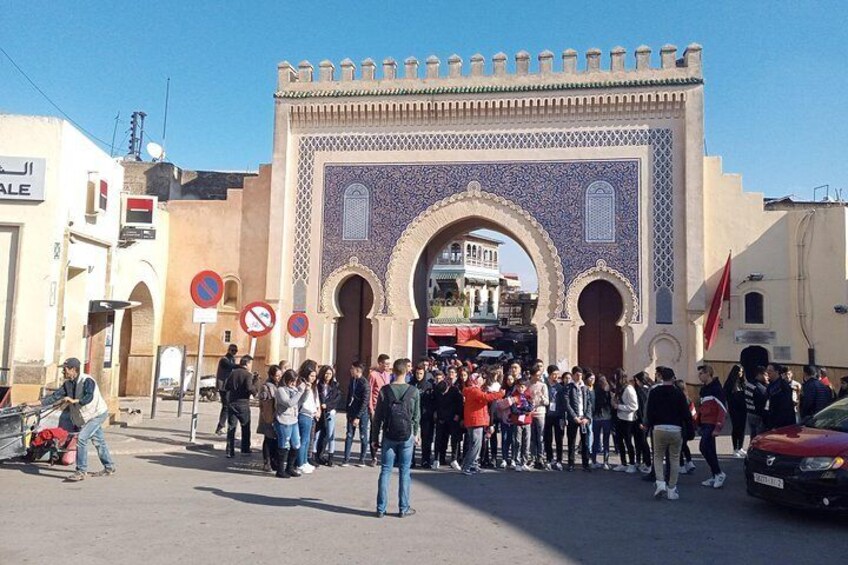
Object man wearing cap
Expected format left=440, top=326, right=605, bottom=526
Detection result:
left=26, top=358, right=115, bottom=482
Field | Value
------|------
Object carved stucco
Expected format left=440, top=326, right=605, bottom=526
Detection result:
left=565, top=259, right=640, bottom=325
left=320, top=257, right=385, bottom=318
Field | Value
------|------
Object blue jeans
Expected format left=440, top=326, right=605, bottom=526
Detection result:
left=76, top=411, right=114, bottom=473
left=501, top=423, right=514, bottom=463
left=592, top=419, right=611, bottom=462
left=274, top=421, right=301, bottom=450
left=343, top=412, right=370, bottom=462
left=315, top=410, right=336, bottom=459
left=297, top=414, right=314, bottom=466
left=376, top=436, right=414, bottom=514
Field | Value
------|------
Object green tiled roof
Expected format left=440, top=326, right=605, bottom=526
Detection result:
left=276, top=76, right=703, bottom=100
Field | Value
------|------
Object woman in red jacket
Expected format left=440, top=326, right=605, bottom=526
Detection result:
left=460, top=373, right=505, bottom=476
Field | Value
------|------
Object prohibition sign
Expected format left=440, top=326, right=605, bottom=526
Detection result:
left=240, top=301, right=277, bottom=338
left=287, top=313, right=309, bottom=338
left=190, top=270, right=224, bottom=308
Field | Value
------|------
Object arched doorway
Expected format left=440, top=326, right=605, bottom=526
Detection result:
left=118, top=283, right=155, bottom=397
left=334, top=275, right=374, bottom=395
left=740, top=345, right=769, bottom=383
left=577, top=280, right=623, bottom=377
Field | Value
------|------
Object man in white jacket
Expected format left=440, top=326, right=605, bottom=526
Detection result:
left=612, top=373, right=639, bottom=473
left=27, top=358, right=114, bottom=482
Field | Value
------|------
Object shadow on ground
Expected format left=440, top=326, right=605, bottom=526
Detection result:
left=195, top=486, right=374, bottom=516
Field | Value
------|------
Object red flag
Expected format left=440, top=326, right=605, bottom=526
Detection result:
left=704, top=253, right=731, bottom=350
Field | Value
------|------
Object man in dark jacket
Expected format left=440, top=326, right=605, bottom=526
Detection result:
left=766, top=365, right=796, bottom=429
left=745, top=366, right=769, bottom=442
left=412, top=362, right=436, bottom=468
left=564, top=370, right=591, bottom=472
left=801, top=365, right=833, bottom=418
left=225, top=355, right=259, bottom=458
left=645, top=366, right=690, bottom=500
left=342, top=362, right=371, bottom=467
left=215, top=344, right=239, bottom=435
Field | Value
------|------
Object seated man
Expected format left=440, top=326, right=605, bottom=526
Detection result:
left=26, top=358, right=115, bottom=482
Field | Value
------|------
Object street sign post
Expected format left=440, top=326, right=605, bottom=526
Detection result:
left=239, top=301, right=276, bottom=357
left=188, top=270, right=223, bottom=443
left=287, top=312, right=309, bottom=338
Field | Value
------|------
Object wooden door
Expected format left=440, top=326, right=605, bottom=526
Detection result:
left=577, top=280, right=623, bottom=377
left=334, top=276, right=373, bottom=398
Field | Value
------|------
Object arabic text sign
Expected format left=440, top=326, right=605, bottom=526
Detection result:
left=0, top=156, right=46, bottom=201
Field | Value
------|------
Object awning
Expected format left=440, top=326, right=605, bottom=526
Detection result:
left=428, top=326, right=456, bottom=337
left=426, top=336, right=439, bottom=349
left=89, top=300, right=141, bottom=313
left=456, top=326, right=482, bottom=342
left=456, top=339, right=493, bottom=350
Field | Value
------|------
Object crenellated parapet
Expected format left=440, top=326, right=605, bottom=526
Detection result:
left=276, top=44, right=703, bottom=99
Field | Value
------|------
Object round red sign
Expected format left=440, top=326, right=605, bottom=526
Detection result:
left=189, top=270, right=224, bottom=309
left=287, top=313, right=309, bottom=338
left=239, top=301, right=276, bottom=338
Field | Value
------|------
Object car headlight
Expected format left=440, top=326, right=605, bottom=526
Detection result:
left=799, top=456, right=845, bottom=472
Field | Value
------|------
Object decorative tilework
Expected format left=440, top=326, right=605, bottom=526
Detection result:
left=585, top=180, right=616, bottom=243
left=292, top=128, right=674, bottom=320
left=342, top=183, right=370, bottom=241
left=321, top=160, right=640, bottom=320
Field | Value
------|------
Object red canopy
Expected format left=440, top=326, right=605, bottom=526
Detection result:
left=456, top=326, right=482, bottom=343
left=426, top=336, right=439, bottom=349
left=428, top=326, right=456, bottom=337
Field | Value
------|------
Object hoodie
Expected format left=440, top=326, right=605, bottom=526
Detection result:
left=697, top=378, right=727, bottom=431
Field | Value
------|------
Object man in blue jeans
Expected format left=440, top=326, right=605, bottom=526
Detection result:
left=27, top=358, right=115, bottom=482
left=341, top=362, right=370, bottom=467
left=371, top=358, right=420, bottom=518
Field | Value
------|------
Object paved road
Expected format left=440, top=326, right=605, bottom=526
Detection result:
left=1, top=401, right=846, bottom=564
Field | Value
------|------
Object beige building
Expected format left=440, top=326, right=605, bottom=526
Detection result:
left=0, top=115, right=170, bottom=404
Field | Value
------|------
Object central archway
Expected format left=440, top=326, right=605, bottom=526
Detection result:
left=577, top=280, right=623, bottom=377
left=384, top=185, right=566, bottom=361
left=118, top=282, right=155, bottom=397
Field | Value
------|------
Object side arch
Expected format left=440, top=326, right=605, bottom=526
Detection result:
left=320, top=257, right=385, bottom=319
left=383, top=183, right=565, bottom=328
left=566, top=259, right=640, bottom=325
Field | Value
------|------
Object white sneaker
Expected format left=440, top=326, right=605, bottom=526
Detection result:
left=515, top=464, right=524, bottom=472
left=553, top=462, right=563, bottom=471
left=591, top=462, right=603, bottom=470
left=626, top=464, right=638, bottom=474
left=701, top=476, right=715, bottom=487
left=498, top=460, right=507, bottom=469
left=678, top=465, right=688, bottom=475
left=523, top=463, right=533, bottom=471
left=713, top=472, right=726, bottom=489
left=738, top=448, right=747, bottom=457
left=298, top=466, right=314, bottom=475
left=733, top=450, right=744, bottom=459
left=507, top=461, right=515, bottom=470
left=431, top=461, right=440, bottom=470
left=302, top=462, right=315, bottom=472
left=612, top=464, right=628, bottom=472
left=450, top=460, right=461, bottom=471
left=603, top=463, right=611, bottom=471
left=684, top=461, right=696, bottom=473
left=654, top=481, right=668, bottom=499
left=639, top=464, right=652, bottom=474
left=666, top=487, right=679, bottom=500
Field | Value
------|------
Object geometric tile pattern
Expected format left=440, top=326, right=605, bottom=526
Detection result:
left=585, top=180, right=616, bottom=243
left=292, top=128, right=674, bottom=321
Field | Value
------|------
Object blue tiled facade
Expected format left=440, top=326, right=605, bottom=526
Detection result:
left=320, top=159, right=641, bottom=318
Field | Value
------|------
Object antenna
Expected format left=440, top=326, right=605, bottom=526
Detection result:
left=127, top=111, right=147, bottom=161
left=110, top=111, right=120, bottom=157
left=161, top=77, right=170, bottom=159
left=812, top=184, right=829, bottom=202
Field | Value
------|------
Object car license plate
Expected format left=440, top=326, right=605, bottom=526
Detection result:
left=754, top=473, right=784, bottom=489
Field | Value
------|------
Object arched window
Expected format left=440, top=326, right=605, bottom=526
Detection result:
left=450, top=243, right=462, bottom=263
left=342, top=183, right=370, bottom=241
left=222, top=278, right=240, bottom=311
left=585, top=180, right=616, bottom=243
left=745, top=292, right=765, bottom=325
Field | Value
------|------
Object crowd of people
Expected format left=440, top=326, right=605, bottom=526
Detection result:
left=214, top=346, right=843, bottom=513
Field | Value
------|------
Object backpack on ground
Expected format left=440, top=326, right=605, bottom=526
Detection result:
left=384, top=385, right=413, bottom=441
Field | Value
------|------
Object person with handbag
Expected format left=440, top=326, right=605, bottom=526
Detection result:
left=257, top=365, right=282, bottom=472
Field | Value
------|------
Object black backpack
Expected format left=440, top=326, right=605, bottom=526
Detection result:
left=384, top=385, right=413, bottom=441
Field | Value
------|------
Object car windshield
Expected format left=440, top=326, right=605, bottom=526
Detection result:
left=807, top=398, right=848, bottom=433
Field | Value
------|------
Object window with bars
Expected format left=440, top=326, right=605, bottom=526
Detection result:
left=585, top=180, right=616, bottom=243
left=342, top=183, right=370, bottom=241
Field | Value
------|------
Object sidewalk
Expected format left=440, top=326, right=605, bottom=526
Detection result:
left=105, top=396, right=251, bottom=455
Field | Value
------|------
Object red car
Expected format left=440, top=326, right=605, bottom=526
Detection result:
left=745, top=397, right=848, bottom=510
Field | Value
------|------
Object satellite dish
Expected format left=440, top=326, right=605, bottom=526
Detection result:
left=146, top=142, right=165, bottom=161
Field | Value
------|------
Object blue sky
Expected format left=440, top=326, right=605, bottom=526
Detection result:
left=2, top=1, right=846, bottom=290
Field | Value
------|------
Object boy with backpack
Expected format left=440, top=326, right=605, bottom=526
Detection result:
left=371, top=358, right=421, bottom=518
left=509, top=378, right=535, bottom=471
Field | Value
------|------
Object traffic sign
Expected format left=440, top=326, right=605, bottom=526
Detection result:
left=240, top=301, right=276, bottom=338
left=189, top=270, right=223, bottom=309
left=287, top=312, right=309, bottom=338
